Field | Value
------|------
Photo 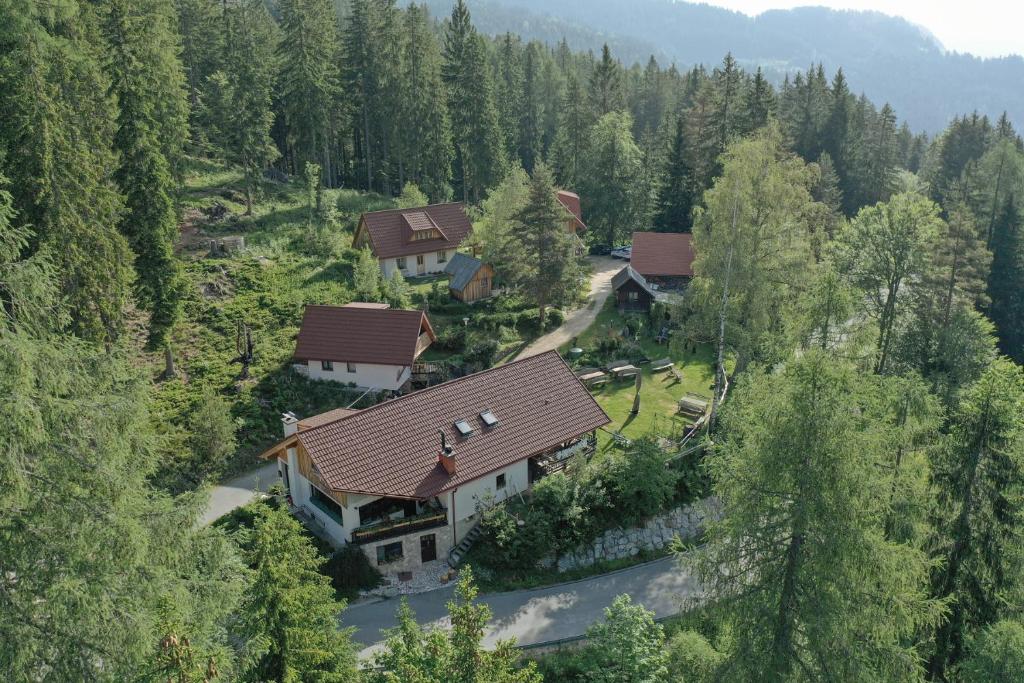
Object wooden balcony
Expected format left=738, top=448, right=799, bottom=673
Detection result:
left=350, top=508, right=448, bottom=545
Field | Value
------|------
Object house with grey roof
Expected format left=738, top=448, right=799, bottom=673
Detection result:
left=443, top=252, right=494, bottom=303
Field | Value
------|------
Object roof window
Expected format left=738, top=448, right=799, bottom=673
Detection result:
left=454, top=419, right=474, bottom=437
left=480, top=410, right=498, bottom=427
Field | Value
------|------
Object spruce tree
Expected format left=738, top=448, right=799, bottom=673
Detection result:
left=103, top=0, right=188, bottom=345
left=442, top=0, right=506, bottom=202
left=550, top=72, right=592, bottom=189
left=236, top=505, right=358, bottom=681
left=212, top=0, right=279, bottom=214
left=276, top=0, right=341, bottom=180
left=589, top=44, right=624, bottom=117
left=0, top=2, right=134, bottom=343
left=581, top=111, right=646, bottom=247
left=928, top=359, right=1024, bottom=678
left=398, top=3, right=453, bottom=202
left=988, top=197, right=1024, bottom=360
left=744, top=66, right=774, bottom=131
left=508, top=162, right=580, bottom=326
left=654, top=113, right=695, bottom=231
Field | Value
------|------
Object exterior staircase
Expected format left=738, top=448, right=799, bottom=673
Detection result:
left=447, top=521, right=482, bottom=568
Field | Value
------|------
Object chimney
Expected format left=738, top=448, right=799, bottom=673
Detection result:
left=282, top=412, right=299, bottom=437
left=438, top=429, right=456, bottom=475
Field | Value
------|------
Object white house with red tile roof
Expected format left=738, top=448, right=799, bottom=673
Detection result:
left=353, top=203, right=473, bottom=279
left=292, top=303, right=435, bottom=392
left=262, top=351, right=610, bottom=575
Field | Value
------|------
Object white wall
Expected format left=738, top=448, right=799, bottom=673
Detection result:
left=451, top=459, right=530, bottom=541
left=300, top=360, right=410, bottom=391
left=380, top=249, right=451, bottom=279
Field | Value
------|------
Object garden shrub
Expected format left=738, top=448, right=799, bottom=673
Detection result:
left=665, top=630, right=724, bottom=682
left=436, top=325, right=467, bottom=351
left=546, top=308, right=565, bottom=327
left=593, top=438, right=678, bottom=527
left=322, top=544, right=383, bottom=601
left=187, top=388, right=239, bottom=483
left=463, top=335, right=500, bottom=370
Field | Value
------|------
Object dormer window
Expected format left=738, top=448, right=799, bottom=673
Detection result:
left=454, top=419, right=473, bottom=437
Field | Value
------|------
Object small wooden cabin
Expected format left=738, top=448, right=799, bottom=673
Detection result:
left=612, top=265, right=661, bottom=313
left=444, top=252, right=494, bottom=303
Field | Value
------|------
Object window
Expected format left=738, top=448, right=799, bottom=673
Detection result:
left=437, top=250, right=447, bottom=263
left=310, top=486, right=344, bottom=525
left=454, top=419, right=473, bottom=437
left=376, top=541, right=404, bottom=565
left=480, top=410, right=498, bottom=427
left=480, top=277, right=489, bottom=291
left=321, top=360, right=333, bottom=371
left=347, top=362, right=356, bottom=373
left=627, top=292, right=639, bottom=302
left=496, top=473, right=506, bottom=490
left=416, top=254, right=425, bottom=266
left=396, top=256, right=407, bottom=269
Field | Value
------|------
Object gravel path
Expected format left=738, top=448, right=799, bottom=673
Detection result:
left=345, top=553, right=701, bottom=659
left=198, top=461, right=279, bottom=526
left=516, top=256, right=622, bottom=360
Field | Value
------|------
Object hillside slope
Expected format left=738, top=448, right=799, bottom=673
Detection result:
left=425, top=0, right=1024, bottom=134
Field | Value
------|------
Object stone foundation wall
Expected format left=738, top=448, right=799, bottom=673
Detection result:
left=360, top=524, right=454, bottom=576
left=555, top=497, right=720, bottom=572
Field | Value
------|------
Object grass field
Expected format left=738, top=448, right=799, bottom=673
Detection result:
left=561, top=297, right=718, bottom=450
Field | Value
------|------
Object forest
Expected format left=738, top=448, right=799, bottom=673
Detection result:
left=3, top=0, right=1024, bottom=680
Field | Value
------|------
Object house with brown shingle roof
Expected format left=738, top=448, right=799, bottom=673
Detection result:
left=263, top=351, right=610, bottom=575
left=293, top=303, right=435, bottom=392
left=353, top=203, right=473, bottom=279
left=630, top=231, right=695, bottom=288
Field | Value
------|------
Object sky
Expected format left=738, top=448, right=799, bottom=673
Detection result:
left=701, top=1, right=1023, bottom=58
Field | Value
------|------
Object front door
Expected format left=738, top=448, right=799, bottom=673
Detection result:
left=281, top=461, right=290, bottom=492
left=420, top=533, right=437, bottom=563
left=416, top=254, right=425, bottom=275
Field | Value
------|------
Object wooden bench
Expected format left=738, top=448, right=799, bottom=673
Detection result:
left=650, top=358, right=674, bottom=372
left=606, top=359, right=631, bottom=372
left=678, top=393, right=710, bottom=418
left=612, top=365, right=640, bottom=380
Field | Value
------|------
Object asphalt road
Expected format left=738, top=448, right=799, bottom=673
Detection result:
left=198, top=461, right=279, bottom=526
left=344, top=554, right=701, bottom=659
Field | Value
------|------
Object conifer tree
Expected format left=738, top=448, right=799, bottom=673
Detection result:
left=744, top=66, right=774, bottom=131
left=822, top=68, right=851, bottom=184
left=103, top=0, right=188, bottom=345
left=928, top=359, right=1024, bottom=678
left=550, top=73, right=592, bottom=189
left=507, top=162, right=580, bottom=325
left=589, top=44, right=624, bottom=117
left=174, top=0, right=223, bottom=150
left=581, top=111, right=646, bottom=247
left=654, top=114, right=695, bottom=231
left=210, top=0, right=279, bottom=214
left=276, top=0, right=341, bottom=180
left=443, top=0, right=506, bottom=202
left=518, top=44, right=544, bottom=172
left=988, top=197, right=1024, bottom=360
left=398, top=3, right=453, bottom=202
left=0, top=2, right=134, bottom=343
left=496, top=33, right=524, bottom=160
left=696, top=351, right=940, bottom=681
left=236, top=505, right=358, bottom=682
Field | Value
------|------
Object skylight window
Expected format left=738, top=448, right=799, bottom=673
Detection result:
left=454, top=419, right=473, bottom=436
left=480, top=410, right=498, bottom=427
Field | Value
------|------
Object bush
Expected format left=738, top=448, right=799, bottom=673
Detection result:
left=463, top=335, right=500, bottom=370
left=322, top=544, right=383, bottom=601
left=546, top=308, right=565, bottom=328
left=665, top=630, right=724, bottom=682
left=594, top=438, right=678, bottom=527
left=188, top=388, right=239, bottom=481
left=436, top=324, right=467, bottom=352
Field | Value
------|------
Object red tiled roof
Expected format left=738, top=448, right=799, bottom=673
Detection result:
left=298, top=408, right=359, bottom=431
left=630, top=231, right=695, bottom=277
left=293, top=305, right=435, bottom=366
left=557, top=190, right=587, bottom=232
left=356, top=203, right=471, bottom=259
left=295, top=351, right=610, bottom=499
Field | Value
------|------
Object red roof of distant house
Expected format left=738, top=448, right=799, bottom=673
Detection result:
left=630, top=231, right=695, bottom=278
left=557, top=190, right=587, bottom=232
left=293, top=304, right=435, bottom=366
left=355, top=203, right=472, bottom=259
left=292, top=351, right=610, bottom=499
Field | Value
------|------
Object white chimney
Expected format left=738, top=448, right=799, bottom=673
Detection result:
left=282, top=412, right=298, bottom=437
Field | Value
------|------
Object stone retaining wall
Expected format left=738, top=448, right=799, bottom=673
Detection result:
left=555, top=497, right=721, bottom=572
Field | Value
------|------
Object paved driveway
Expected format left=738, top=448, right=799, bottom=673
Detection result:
left=517, top=256, right=622, bottom=359
left=198, top=461, right=279, bottom=526
left=345, top=554, right=701, bottom=658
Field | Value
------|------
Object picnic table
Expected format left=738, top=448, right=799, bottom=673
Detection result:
left=612, top=364, right=640, bottom=380
left=606, top=359, right=631, bottom=372
left=678, top=393, right=710, bottom=418
left=650, top=358, right=674, bottom=372
left=576, top=368, right=609, bottom=388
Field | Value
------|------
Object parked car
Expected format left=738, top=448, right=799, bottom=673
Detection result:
left=589, top=244, right=612, bottom=256
left=610, top=245, right=632, bottom=260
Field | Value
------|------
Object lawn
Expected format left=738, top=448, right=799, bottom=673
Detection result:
left=560, top=297, right=719, bottom=449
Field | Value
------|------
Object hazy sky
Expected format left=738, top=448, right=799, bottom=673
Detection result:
left=701, top=1, right=1023, bottom=58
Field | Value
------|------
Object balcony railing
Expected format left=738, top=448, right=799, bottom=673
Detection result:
left=351, top=508, right=448, bottom=545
